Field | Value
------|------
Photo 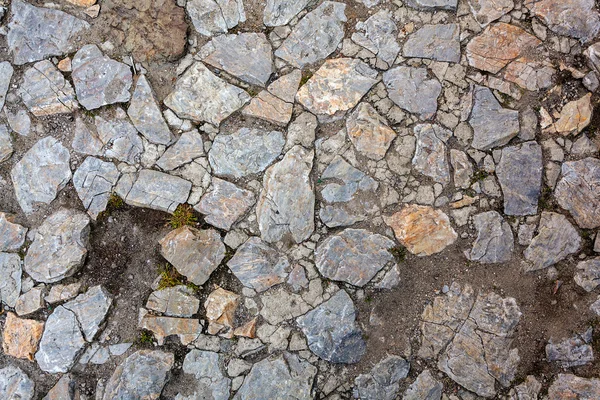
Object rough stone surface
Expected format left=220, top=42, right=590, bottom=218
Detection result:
left=139, top=313, right=202, bottom=345
left=384, top=66, right=441, bottom=120
left=94, top=113, right=143, bottom=164
left=62, top=285, right=112, bottom=342
left=346, top=103, right=396, bottom=160
left=412, top=124, right=451, bottom=186
left=0, top=253, right=21, bottom=308
left=128, top=75, right=174, bottom=145
left=209, top=128, right=284, bottom=178
left=177, top=350, right=230, bottom=400
left=0, top=124, right=11, bottom=164
left=467, top=211, right=514, bottom=264
left=25, top=208, right=90, bottom=284
left=404, top=369, right=443, bottom=400
left=264, top=0, right=310, bottom=26
left=205, top=286, right=239, bottom=336
left=71, top=45, right=132, bottom=110
left=0, top=366, right=34, bottom=400
left=0, top=62, right=13, bottom=112
left=19, top=60, right=78, bottom=116
left=469, top=0, right=514, bottom=26
left=256, top=145, right=315, bottom=243
left=524, top=212, right=581, bottom=271
left=102, top=350, right=174, bottom=400
left=196, top=178, right=255, bottom=231
left=0, top=213, right=27, bottom=252
left=2, top=312, right=44, bottom=361
left=11, top=137, right=71, bottom=214
left=353, top=355, right=410, bottom=400
left=352, top=10, right=401, bottom=68
left=186, top=0, right=246, bottom=37
left=496, top=142, right=543, bottom=216
left=315, top=229, right=396, bottom=287
left=227, top=237, right=290, bottom=292
left=469, top=86, right=520, bottom=150
left=275, top=2, right=346, bottom=68
left=297, top=290, right=366, bottom=364
left=384, top=205, right=457, bottom=256
left=574, top=258, right=600, bottom=292
left=147, top=286, right=200, bottom=317
left=156, top=130, right=204, bottom=171
left=164, top=62, right=250, bottom=126
left=406, top=0, right=457, bottom=10
left=296, top=58, right=378, bottom=121
left=524, top=0, right=600, bottom=42
left=547, top=374, right=600, bottom=399
left=73, top=157, right=120, bottom=220
left=159, top=226, right=225, bottom=286
left=555, top=158, right=600, bottom=229
left=546, top=329, right=594, bottom=368
left=403, top=24, right=460, bottom=63
left=550, top=94, right=593, bottom=135
left=7, top=0, right=89, bottom=65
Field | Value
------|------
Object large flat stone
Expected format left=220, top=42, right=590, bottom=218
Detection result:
left=524, top=0, right=600, bottom=42
left=469, top=85, right=519, bottom=150
left=467, top=211, right=514, bottom=263
left=128, top=75, right=174, bottom=145
left=0, top=213, right=27, bottom=252
left=555, top=158, right=600, bottom=229
left=384, top=66, right=441, bottom=120
left=62, top=285, right=112, bottom=342
left=2, top=312, right=43, bottom=361
left=403, top=24, right=460, bottom=63
left=19, top=60, right=78, bottom=116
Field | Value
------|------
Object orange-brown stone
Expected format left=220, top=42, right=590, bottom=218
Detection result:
left=2, top=312, right=44, bottom=361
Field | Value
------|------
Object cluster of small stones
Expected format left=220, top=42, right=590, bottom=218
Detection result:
left=1, top=0, right=600, bottom=398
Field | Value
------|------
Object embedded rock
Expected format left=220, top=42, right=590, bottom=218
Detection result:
left=156, top=130, right=205, bottom=171
left=195, top=178, right=255, bottom=230
left=450, top=149, right=473, bottom=189
left=555, top=158, right=600, bottom=229
left=0, top=125, right=11, bottom=163
left=0, top=366, right=34, bottom=400
left=205, top=286, right=239, bottom=335
left=551, top=94, right=593, bottom=135
left=0, top=62, right=13, bottom=111
left=524, top=0, right=600, bottom=42
left=147, top=286, right=200, bottom=317
left=62, top=286, right=112, bottom=342
left=73, top=157, right=120, bottom=220
left=353, top=355, right=410, bottom=400
left=0, top=213, right=27, bottom=252
left=403, top=24, right=461, bottom=63
left=351, top=10, right=401, bottom=68
left=0, top=253, right=21, bottom=308
left=507, top=376, right=542, bottom=400
left=467, top=211, right=514, bottom=264
left=404, top=370, right=443, bottom=400
left=469, top=86, right=520, bottom=150
left=177, top=350, right=230, bottom=400
left=186, top=0, right=245, bottom=37
left=412, top=124, right=451, bottom=186
left=346, top=103, right=396, bottom=160
left=468, top=0, right=514, bottom=26
left=546, top=329, right=594, bottom=368
left=94, top=113, right=143, bottom=164
left=384, top=66, right=441, bottom=120
left=2, top=312, right=44, bottom=361
left=574, top=258, right=600, bottom=292
left=547, top=374, right=600, bottom=399
left=128, top=75, right=174, bottom=145
left=19, top=60, right=78, bottom=116
left=264, top=0, right=310, bottom=26
left=139, top=314, right=203, bottom=345
left=405, top=0, right=457, bottom=10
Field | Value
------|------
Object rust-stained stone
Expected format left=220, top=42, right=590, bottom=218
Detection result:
left=547, top=374, right=600, bottom=399
left=2, top=312, right=44, bottom=361
left=346, top=103, right=397, bottom=161
left=242, top=91, right=293, bottom=125
left=66, top=0, right=96, bottom=5
left=549, top=93, right=592, bottom=135
left=524, top=0, right=600, bottom=42
left=205, top=286, right=239, bottom=336
left=138, top=312, right=202, bottom=345
left=503, top=56, right=555, bottom=91
left=196, top=177, right=255, bottom=231
left=384, top=204, right=457, bottom=256
left=234, top=317, right=257, bottom=338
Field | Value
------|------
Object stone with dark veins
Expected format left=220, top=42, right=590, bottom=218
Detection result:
left=227, top=237, right=290, bottom=292
left=186, top=0, right=246, bottom=37
left=195, top=177, right=255, bottom=231
left=524, top=0, right=600, bottom=42
left=384, top=66, right=441, bottom=120
left=264, top=0, right=310, bottom=26
left=7, top=0, right=89, bottom=65
left=469, top=85, right=520, bottom=150
left=555, top=158, right=600, bottom=229
left=73, top=157, right=120, bottom=220
left=275, top=2, right=346, bottom=68
left=116, top=170, right=192, bottom=213
left=466, top=211, right=514, bottom=264
left=297, top=290, right=366, bottom=364
left=403, top=24, right=461, bottom=63
left=412, top=124, right=451, bottom=186
left=127, top=75, right=174, bottom=145
left=19, top=60, right=78, bottom=116
left=352, top=10, right=401, bottom=68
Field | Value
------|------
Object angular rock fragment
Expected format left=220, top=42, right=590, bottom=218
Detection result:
left=19, top=60, right=78, bottom=116
left=0, top=366, right=34, bottom=400
left=101, top=350, right=174, bottom=400
left=469, top=86, right=519, bottom=150
left=315, top=229, right=395, bottom=287
left=550, top=94, right=593, bottom=135
left=297, top=290, right=365, bottom=364
left=6, top=110, right=30, bottom=137
left=73, top=157, right=120, bottom=219
left=403, top=24, right=460, bottom=63
left=0, top=253, right=21, bottom=308
left=209, top=128, right=284, bottom=178
left=404, top=370, right=443, bottom=400
left=496, top=142, right=542, bottom=216
left=468, top=0, right=514, bottom=26
left=0, top=62, right=14, bottom=111
left=94, top=113, right=143, bottom=164
left=450, top=150, right=473, bottom=189
left=195, top=178, right=255, bottom=230
left=139, top=313, right=203, bottom=345
left=15, top=287, right=44, bottom=316
left=353, top=355, right=410, bottom=400
left=186, top=0, right=245, bottom=37
left=43, top=373, right=77, bottom=400
left=524, top=212, right=581, bottom=271
left=347, top=103, right=396, bottom=160
left=264, top=0, right=310, bottom=26
left=412, top=124, right=451, bottom=186
left=507, top=376, right=541, bottom=400
left=11, top=137, right=71, bottom=214
left=2, top=312, right=44, bottom=361
left=524, top=0, right=600, bottom=42
left=275, top=2, right=346, bottom=68
left=260, top=287, right=311, bottom=325
left=555, top=158, right=600, bottom=229
left=159, top=226, right=225, bottom=286
left=0, top=213, right=27, bottom=252
left=156, top=130, right=204, bottom=171
left=227, top=237, right=290, bottom=292
left=352, top=10, right=401, bottom=68
left=234, top=352, right=316, bottom=399
left=63, top=286, right=112, bottom=342
left=242, top=70, right=300, bottom=125
left=405, top=0, right=457, bottom=10
left=7, top=0, right=89, bottom=65
left=116, top=170, right=192, bottom=213
left=547, top=374, right=600, bottom=399
left=128, top=75, right=174, bottom=145
left=165, top=62, right=250, bottom=126
left=205, top=286, right=239, bottom=335
left=574, top=258, right=600, bottom=291
left=256, top=145, right=315, bottom=243
left=384, top=205, right=457, bottom=256
left=0, top=124, right=12, bottom=163
left=45, top=282, right=81, bottom=304
left=546, top=328, right=594, bottom=368
left=296, top=58, right=378, bottom=121
left=177, top=350, right=231, bottom=400
left=201, top=33, right=273, bottom=86
left=467, top=211, right=514, bottom=264
left=384, top=66, right=441, bottom=119
left=72, top=45, right=132, bottom=110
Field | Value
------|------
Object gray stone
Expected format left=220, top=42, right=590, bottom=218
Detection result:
left=102, top=350, right=174, bottom=400
left=403, top=24, right=461, bottom=63
left=0, top=252, right=22, bottom=308
left=72, top=45, right=132, bottom=110
left=6, top=109, right=31, bottom=137
left=45, top=282, right=81, bottom=305
left=384, top=66, right=441, bottom=120
left=227, top=237, right=290, bottom=292
left=546, top=328, right=594, bottom=368
left=116, top=169, right=192, bottom=213
left=176, top=350, right=230, bottom=400
left=63, top=286, right=112, bottom=342
left=469, top=0, right=514, bottom=27
left=296, top=58, right=378, bottom=121
left=260, top=287, right=311, bottom=325
left=0, top=366, right=34, bottom=400
left=147, top=286, right=200, bottom=317
left=234, top=352, right=316, bottom=400
left=467, top=211, right=514, bottom=264
left=15, top=286, right=44, bottom=316
left=0, top=213, right=27, bottom=252
left=353, top=355, right=410, bottom=400
left=36, top=306, right=86, bottom=373
left=7, top=0, right=89, bottom=65
left=128, top=75, right=174, bottom=145
left=405, top=0, right=457, bottom=10
left=519, top=107, right=538, bottom=141
left=72, top=118, right=103, bottom=157
left=316, top=229, right=396, bottom=287
left=156, top=130, right=204, bottom=171
left=297, top=290, right=366, bottom=364
left=571, top=134, right=599, bottom=156
left=555, top=158, right=600, bottom=229
left=346, top=102, right=397, bottom=160
left=164, top=62, right=250, bottom=126
left=285, top=112, right=318, bottom=151
left=73, top=157, right=120, bottom=220
left=0, top=62, right=14, bottom=111
left=275, top=2, right=346, bottom=68
left=11, top=137, right=71, bottom=214
left=186, top=0, right=245, bottom=37
left=352, top=10, right=401, bottom=68
left=195, top=178, right=255, bottom=231
left=19, top=60, right=78, bottom=116
left=264, top=0, right=310, bottom=27
left=0, top=124, right=11, bottom=163
left=524, top=212, right=581, bottom=271
left=574, top=258, right=600, bottom=292
left=256, top=145, right=315, bottom=243
left=94, top=113, right=143, bottom=164
left=209, top=128, right=284, bottom=178
left=469, top=86, right=520, bottom=150
left=201, top=33, right=273, bottom=86
left=507, top=376, right=542, bottom=400
left=24, top=208, right=90, bottom=284
left=159, top=226, right=225, bottom=286
left=404, top=370, right=443, bottom=400
left=547, top=374, right=600, bottom=399
left=450, top=149, right=473, bottom=189
left=496, top=142, right=542, bottom=216
left=43, top=374, right=77, bottom=400
left=525, top=0, right=600, bottom=42
left=412, top=124, right=451, bottom=186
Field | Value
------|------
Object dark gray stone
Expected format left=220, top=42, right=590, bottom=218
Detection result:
left=469, top=86, right=519, bottom=150
left=403, top=24, right=461, bottom=63
left=546, top=328, right=594, bottom=368
left=467, top=211, right=514, bottom=264
left=353, top=355, right=410, bottom=400
left=574, top=258, right=600, bottom=292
